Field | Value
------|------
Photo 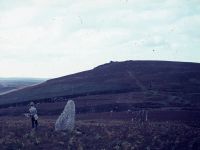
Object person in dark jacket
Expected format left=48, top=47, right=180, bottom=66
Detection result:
left=29, top=102, right=38, bottom=129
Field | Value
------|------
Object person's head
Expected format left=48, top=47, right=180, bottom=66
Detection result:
left=30, top=102, right=34, bottom=106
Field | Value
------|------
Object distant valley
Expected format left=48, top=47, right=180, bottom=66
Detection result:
left=0, top=78, right=47, bottom=95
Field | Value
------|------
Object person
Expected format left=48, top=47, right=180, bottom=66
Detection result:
left=29, top=102, right=38, bottom=130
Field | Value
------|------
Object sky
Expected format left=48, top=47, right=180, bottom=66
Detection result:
left=0, top=0, right=200, bottom=78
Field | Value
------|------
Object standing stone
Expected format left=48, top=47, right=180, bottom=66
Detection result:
left=55, top=100, right=75, bottom=132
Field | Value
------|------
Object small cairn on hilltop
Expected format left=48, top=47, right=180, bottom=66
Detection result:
left=55, top=100, right=75, bottom=132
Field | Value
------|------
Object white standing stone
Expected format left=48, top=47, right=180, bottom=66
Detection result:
left=55, top=100, right=75, bottom=132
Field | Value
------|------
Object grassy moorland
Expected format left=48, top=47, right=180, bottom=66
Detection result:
left=0, top=61, right=200, bottom=149
left=0, top=116, right=200, bottom=150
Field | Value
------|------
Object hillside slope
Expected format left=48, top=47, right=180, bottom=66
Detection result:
left=0, top=61, right=200, bottom=107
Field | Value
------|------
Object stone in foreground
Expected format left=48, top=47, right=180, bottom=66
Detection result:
left=55, top=100, right=75, bottom=132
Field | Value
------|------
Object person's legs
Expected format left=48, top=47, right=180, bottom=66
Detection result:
left=31, top=117, right=35, bottom=128
left=35, top=120, right=38, bottom=129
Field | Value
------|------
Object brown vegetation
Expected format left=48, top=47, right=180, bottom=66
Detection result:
left=0, top=116, right=200, bottom=150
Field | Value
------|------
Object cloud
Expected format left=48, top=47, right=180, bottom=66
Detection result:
left=0, top=6, right=39, bottom=28
left=0, top=0, right=199, bottom=77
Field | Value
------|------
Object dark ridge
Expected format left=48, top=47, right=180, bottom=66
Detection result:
left=0, top=60, right=200, bottom=108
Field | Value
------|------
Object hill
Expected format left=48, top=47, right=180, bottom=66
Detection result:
left=0, top=60, right=200, bottom=110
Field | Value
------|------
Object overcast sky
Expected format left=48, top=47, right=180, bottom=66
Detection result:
left=0, top=0, right=200, bottom=78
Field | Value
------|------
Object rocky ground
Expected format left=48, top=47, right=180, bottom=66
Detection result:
left=0, top=116, right=200, bottom=150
